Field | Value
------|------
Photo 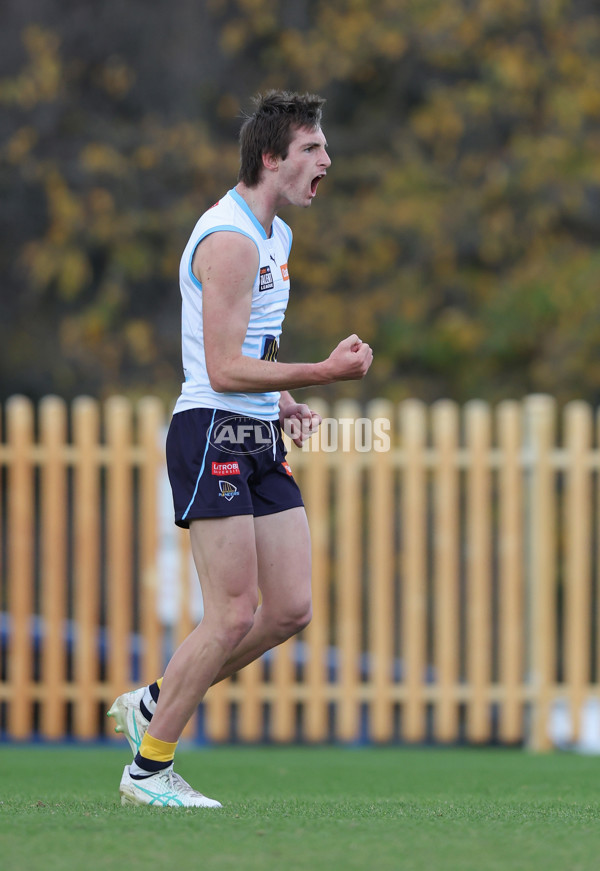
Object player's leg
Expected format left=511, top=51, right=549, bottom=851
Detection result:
left=109, top=507, right=311, bottom=757
left=111, top=412, right=307, bottom=787
left=119, top=514, right=258, bottom=807
left=210, top=506, right=312, bottom=682
left=112, top=507, right=311, bottom=805
left=148, top=513, right=259, bottom=741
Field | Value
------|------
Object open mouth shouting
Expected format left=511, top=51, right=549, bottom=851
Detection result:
left=310, top=173, right=326, bottom=198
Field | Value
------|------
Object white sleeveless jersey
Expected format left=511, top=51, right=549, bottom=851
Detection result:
left=173, top=188, right=292, bottom=420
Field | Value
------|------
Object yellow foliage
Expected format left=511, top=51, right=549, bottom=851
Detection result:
left=133, top=146, right=159, bottom=170
left=4, top=127, right=38, bottom=163
left=0, top=25, right=62, bottom=107
left=20, top=240, right=91, bottom=299
left=95, top=57, right=135, bottom=98
left=3, top=0, right=600, bottom=405
left=378, top=31, right=407, bottom=60
left=125, top=321, right=156, bottom=365
left=217, top=93, right=241, bottom=121
left=220, top=21, right=247, bottom=55
left=88, top=188, right=116, bottom=215
left=21, top=241, right=58, bottom=290
left=488, top=43, right=544, bottom=90
left=80, top=143, right=129, bottom=176
left=45, top=171, right=84, bottom=239
left=57, top=249, right=92, bottom=300
left=579, top=86, right=600, bottom=120
left=411, top=96, right=464, bottom=147
left=437, top=308, right=484, bottom=353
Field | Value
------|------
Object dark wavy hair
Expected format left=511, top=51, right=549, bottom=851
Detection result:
left=238, top=90, right=326, bottom=187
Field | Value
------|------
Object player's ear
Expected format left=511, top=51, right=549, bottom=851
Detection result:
left=262, top=151, right=279, bottom=173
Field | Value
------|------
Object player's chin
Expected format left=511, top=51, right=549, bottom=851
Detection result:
left=289, top=192, right=313, bottom=208
left=306, top=183, right=320, bottom=205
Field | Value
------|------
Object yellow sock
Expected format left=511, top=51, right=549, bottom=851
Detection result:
left=138, top=732, right=178, bottom=764
left=156, top=677, right=163, bottom=689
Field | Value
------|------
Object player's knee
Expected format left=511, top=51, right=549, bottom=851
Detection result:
left=297, top=599, right=312, bottom=631
left=273, top=600, right=312, bottom=640
left=292, top=603, right=312, bottom=634
left=221, top=598, right=256, bottom=648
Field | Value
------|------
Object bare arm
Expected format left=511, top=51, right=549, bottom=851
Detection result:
left=195, top=231, right=372, bottom=394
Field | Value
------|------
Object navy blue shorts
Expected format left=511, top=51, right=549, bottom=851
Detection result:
left=166, top=408, right=304, bottom=528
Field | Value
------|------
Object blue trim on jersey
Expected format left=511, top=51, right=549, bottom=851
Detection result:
left=187, top=250, right=203, bottom=291
left=250, top=311, right=286, bottom=324
left=187, top=226, right=259, bottom=292
left=280, top=219, right=293, bottom=258
left=181, top=409, right=217, bottom=521
left=229, top=188, right=270, bottom=240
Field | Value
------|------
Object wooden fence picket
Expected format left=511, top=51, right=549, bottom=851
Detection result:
left=431, top=400, right=460, bottom=742
left=334, top=400, right=363, bottom=742
left=497, top=401, right=523, bottom=744
left=39, top=396, right=67, bottom=739
left=564, top=401, right=592, bottom=743
left=400, top=399, right=427, bottom=742
left=367, top=398, right=395, bottom=742
left=6, top=397, right=35, bottom=738
left=72, top=396, right=100, bottom=738
left=465, top=400, right=492, bottom=743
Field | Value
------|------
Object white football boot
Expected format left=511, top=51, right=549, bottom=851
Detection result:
left=107, top=687, right=150, bottom=755
left=119, top=765, right=223, bottom=808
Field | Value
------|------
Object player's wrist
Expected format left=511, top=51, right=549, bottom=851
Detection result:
left=314, top=359, right=335, bottom=385
left=278, top=390, right=295, bottom=413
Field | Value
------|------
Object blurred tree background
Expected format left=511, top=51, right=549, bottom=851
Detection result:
left=1, top=0, right=599, bottom=406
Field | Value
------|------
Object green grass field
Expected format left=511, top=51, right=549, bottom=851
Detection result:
left=1, top=745, right=600, bottom=871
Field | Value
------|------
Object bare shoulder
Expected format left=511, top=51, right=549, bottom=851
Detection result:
left=193, top=231, right=258, bottom=286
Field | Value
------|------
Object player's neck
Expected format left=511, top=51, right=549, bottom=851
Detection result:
left=234, top=183, right=276, bottom=237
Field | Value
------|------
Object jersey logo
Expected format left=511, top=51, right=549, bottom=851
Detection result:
left=259, top=265, right=274, bottom=292
left=261, top=335, right=279, bottom=361
left=218, top=480, right=239, bottom=501
left=282, top=461, right=293, bottom=477
left=212, top=461, right=240, bottom=476
left=280, top=263, right=289, bottom=281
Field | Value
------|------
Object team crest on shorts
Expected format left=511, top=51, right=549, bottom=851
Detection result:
left=218, top=479, right=239, bottom=501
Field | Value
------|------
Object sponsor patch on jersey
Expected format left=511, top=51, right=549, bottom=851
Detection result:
left=259, top=265, right=274, bottom=292
left=212, top=461, right=240, bottom=476
left=282, top=461, right=293, bottom=477
left=280, top=263, right=289, bottom=281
